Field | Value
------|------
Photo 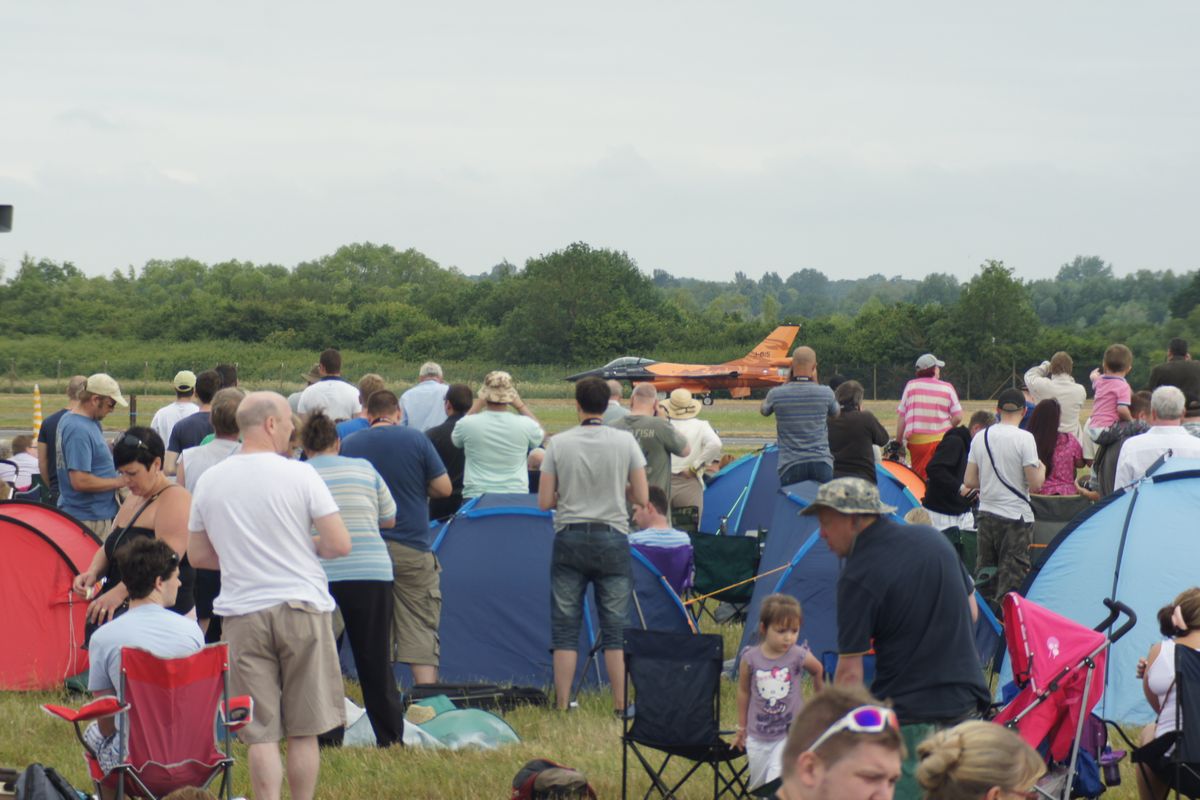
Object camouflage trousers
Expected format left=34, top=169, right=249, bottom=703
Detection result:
left=976, top=511, right=1032, bottom=615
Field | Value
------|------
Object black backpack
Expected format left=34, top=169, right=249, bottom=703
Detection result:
left=14, top=764, right=81, bottom=800
left=511, top=759, right=597, bottom=800
left=407, top=682, right=548, bottom=713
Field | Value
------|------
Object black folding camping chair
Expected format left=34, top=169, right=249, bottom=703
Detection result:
left=621, top=629, right=748, bottom=799
left=688, top=532, right=759, bottom=624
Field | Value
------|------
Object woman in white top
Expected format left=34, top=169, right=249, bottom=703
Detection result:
left=1135, top=587, right=1200, bottom=800
left=660, top=389, right=723, bottom=521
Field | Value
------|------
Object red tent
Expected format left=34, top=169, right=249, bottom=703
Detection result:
left=0, top=500, right=98, bottom=690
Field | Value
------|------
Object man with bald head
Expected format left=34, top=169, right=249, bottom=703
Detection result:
left=610, top=382, right=690, bottom=502
left=762, top=346, right=839, bottom=485
left=188, top=391, right=352, bottom=800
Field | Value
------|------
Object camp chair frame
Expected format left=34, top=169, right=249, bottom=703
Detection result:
left=43, top=643, right=252, bottom=800
left=1129, top=643, right=1200, bottom=799
left=621, top=629, right=748, bottom=799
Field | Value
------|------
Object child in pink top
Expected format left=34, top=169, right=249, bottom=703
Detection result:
left=1085, top=344, right=1133, bottom=458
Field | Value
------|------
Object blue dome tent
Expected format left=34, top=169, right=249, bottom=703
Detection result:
left=1008, top=457, right=1200, bottom=723
left=397, top=494, right=694, bottom=688
left=700, top=446, right=920, bottom=535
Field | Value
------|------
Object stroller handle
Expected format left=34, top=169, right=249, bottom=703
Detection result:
left=1095, top=598, right=1137, bottom=642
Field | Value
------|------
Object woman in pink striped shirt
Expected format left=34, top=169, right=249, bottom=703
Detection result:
left=896, top=353, right=963, bottom=480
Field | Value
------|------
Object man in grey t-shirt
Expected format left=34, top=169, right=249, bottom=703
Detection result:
left=540, top=377, right=648, bottom=713
left=609, top=383, right=690, bottom=502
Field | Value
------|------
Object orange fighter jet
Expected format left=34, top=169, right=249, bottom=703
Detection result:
left=565, top=324, right=801, bottom=404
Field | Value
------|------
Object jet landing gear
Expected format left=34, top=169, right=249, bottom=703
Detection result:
left=701, top=394, right=714, bottom=406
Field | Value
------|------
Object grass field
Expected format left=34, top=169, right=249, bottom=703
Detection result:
left=0, top=391, right=1046, bottom=440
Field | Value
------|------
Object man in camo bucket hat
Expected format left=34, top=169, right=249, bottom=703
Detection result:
left=803, top=476, right=989, bottom=800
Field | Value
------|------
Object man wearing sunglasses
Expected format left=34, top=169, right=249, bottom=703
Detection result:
left=803, top=477, right=988, bottom=800
left=776, top=686, right=903, bottom=800
left=56, top=373, right=131, bottom=539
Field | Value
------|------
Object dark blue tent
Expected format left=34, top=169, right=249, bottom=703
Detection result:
left=700, top=446, right=918, bottom=535
left=427, top=493, right=692, bottom=687
left=1002, top=458, right=1200, bottom=724
left=700, top=446, right=779, bottom=534
left=735, top=484, right=1001, bottom=676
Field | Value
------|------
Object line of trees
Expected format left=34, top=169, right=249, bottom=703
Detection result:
left=3, top=243, right=1199, bottom=397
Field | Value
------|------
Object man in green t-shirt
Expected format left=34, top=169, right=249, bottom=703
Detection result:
left=609, top=383, right=690, bottom=503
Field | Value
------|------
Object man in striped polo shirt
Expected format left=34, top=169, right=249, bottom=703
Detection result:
left=761, top=346, right=840, bottom=485
left=896, top=353, right=963, bottom=480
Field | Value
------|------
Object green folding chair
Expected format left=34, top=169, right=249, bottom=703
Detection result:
left=687, top=533, right=760, bottom=624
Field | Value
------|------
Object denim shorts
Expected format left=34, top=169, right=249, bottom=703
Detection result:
left=550, top=525, right=632, bottom=651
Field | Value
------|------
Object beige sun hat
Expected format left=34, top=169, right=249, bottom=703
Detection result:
left=85, top=373, right=129, bottom=407
left=660, top=388, right=701, bottom=420
left=480, top=371, right=518, bottom=404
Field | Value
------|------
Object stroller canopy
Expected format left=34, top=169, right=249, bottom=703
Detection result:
left=993, top=593, right=1108, bottom=761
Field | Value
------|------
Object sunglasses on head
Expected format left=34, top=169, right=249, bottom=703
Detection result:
left=806, top=705, right=899, bottom=754
left=119, top=433, right=149, bottom=452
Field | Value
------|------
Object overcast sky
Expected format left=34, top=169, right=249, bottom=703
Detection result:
left=3, top=2, right=1198, bottom=283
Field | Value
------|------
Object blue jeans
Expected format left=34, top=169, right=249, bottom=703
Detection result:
left=779, top=460, right=833, bottom=486
left=550, top=525, right=631, bottom=651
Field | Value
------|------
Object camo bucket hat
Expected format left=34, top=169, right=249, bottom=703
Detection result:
left=799, top=477, right=897, bottom=516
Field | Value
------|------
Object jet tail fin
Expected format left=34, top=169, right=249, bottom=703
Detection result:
left=741, top=324, right=800, bottom=362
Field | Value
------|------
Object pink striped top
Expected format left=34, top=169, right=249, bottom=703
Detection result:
left=897, top=378, right=962, bottom=437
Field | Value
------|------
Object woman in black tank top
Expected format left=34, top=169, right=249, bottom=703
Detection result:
left=71, top=427, right=195, bottom=630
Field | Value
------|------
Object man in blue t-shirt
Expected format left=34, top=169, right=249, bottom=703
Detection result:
left=761, top=346, right=839, bottom=485
left=340, top=389, right=451, bottom=685
left=57, top=374, right=130, bottom=538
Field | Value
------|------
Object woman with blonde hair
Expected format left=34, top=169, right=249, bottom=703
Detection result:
left=916, top=720, right=1045, bottom=799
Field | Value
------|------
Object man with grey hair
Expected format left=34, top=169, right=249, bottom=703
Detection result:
left=400, top=361, right=450, bottom=432
left=1114, top=385, right=1200, bottom=488
left=609, top=383, right=689, bottom=502
left=601, top=379, right=629, bottom=424
left=189, top=391, right=351, bottom=800
left=178, top=386, right=246, bottom=640
left=37, top=374, right=88, bottom=502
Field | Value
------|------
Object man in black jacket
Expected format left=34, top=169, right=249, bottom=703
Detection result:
left=923, top=411, right=993, bottom=531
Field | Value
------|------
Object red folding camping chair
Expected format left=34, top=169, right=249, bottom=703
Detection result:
left=993, top=593, right=1136, bottom=800
left=43, top=643, right=252, bottom=800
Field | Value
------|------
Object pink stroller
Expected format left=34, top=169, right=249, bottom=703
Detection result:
left=993, top=593, right=1136, bottom=799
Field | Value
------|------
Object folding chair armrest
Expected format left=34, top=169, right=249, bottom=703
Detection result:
left=222, top=695, right=254, bottom=732
left=42, top=696, right=128, bottom=724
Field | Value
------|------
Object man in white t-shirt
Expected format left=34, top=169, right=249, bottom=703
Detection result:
left=400, top=361, right=450, bottom=431
left=83, top=538, right=205, bottom=783
left=964, top=388, right=1045, bottom=613
left=1114, top=386, right=1200, bottom=489
left=188, top=391, right=351, bottom=800
left=297, top=348, right=361, bottom=421
left=150, top=370, right=199, bottom=446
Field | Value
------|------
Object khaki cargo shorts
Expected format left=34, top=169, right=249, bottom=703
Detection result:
left=223, top=601, right=345, bottom=744
left=386, top=541, right=442, bottom=666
